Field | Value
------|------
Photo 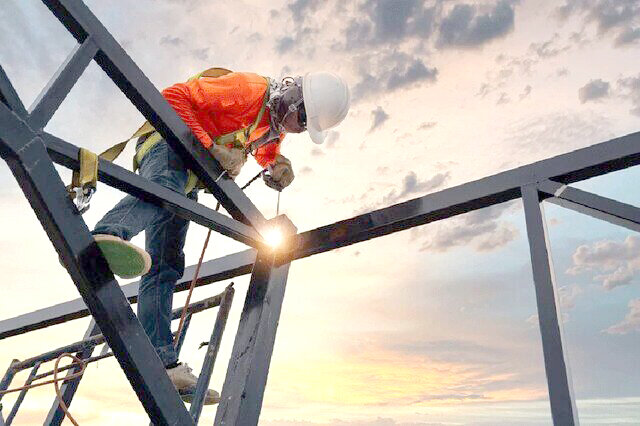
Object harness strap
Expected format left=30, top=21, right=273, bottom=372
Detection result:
left=68, top=148, right=98, bottom=195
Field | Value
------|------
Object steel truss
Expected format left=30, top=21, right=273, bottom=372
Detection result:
left=0, top=0, right=639, bottom=424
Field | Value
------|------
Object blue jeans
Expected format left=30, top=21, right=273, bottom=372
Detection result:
left=93, top=138, right=197, bottom=367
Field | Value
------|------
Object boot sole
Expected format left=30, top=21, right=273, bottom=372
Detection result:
left=94, top=234, right=151, bottom=279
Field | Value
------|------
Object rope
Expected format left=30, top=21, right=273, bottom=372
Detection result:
left=0, top=169, right=270, bottom=424
left=173, top=169, right=265, bottom=346
left=0, top=352, right=86, bottom=425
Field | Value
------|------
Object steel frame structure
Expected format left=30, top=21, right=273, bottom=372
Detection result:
left=0, top=0, right=639, bottom=424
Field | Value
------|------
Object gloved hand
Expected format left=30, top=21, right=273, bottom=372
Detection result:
left=208, top=144, right=247, bottom=179
left=263, top=154, right=294, bottom=191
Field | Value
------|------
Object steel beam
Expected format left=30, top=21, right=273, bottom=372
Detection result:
left=0, top=249, right=255, bottom=339
left=521, top=184, right=578, bottom=425
left=0, top=65, right=26, bottom=117
left=41, top=132, right=264, bottom=248
left=5, top=362, right=41, bottom=425
left=28, top=38, right=98, bottom=130
left=216, top=216, right=296, bottom=426
left=281, top=131, right=640, bottom=262
left=190, top=285, right=234, bottom=423
left=538, top=180, right=640, bottom=233
left=42, top=0, right=267, bottom=231
left=0, top=107, right=193, bottom=425
left=44, top=320, right=100, bottom=426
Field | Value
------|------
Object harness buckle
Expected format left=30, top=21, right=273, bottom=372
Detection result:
left=72, top=185, right=95, bottom=214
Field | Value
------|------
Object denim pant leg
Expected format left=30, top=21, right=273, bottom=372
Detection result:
left=138, top=188, right=197, bottom=367
left=93, top=139, right=195, bottom=366
left=93, top=140, right=189, bottom=240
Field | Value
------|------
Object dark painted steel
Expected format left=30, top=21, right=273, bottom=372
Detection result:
left=538, top=180, right=640, bottom=233
left=0, top=109, right=193, bottom=424
left=41, top=132, right=264, bottom=248
left=5, top=362, right=41, bottom=425
left=175, top=314, right=192, bottom=358
left=281, top=131, right=640, bottom=263
left=190, top=285, right=235, bottom=422
left=28, top=38, right=98, bottom=130
left=0, top=249, right=255, bottom=339
left=521, top=184, right=578, bottom=425
left=45, top=320, right=100, bottom=426
left=216, top=217, right=296, bottom=426
left=0, top=65, right=26, bottom=117
left=0, top=361, right=18, bottom=422
left=42, top=0, right=267, bottom=231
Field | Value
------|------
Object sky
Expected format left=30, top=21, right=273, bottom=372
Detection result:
left=0, top=0, right=639, bottom=424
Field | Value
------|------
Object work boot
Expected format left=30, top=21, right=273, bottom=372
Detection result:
left=166, top=363, right=220, bottom=405
left=94, top=234, right=151, bottom=279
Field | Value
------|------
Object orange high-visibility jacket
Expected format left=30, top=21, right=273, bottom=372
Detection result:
left=161, top=72, right=282, bottom=168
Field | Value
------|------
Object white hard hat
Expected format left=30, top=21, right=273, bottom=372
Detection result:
left=302, top=71, right=350, bottom=144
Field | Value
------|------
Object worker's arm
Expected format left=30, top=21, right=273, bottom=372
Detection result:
left=254, top=137, right=283, bottom=168
left=162, top=82, right=214, bottom=149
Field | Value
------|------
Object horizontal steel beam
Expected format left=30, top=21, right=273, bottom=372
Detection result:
left=538, top=180, right=640, bottom=233
left=281, top=131, right=640, bottom=262
left=0, top=249, right=256, bottom=339
left=42, top=0, right=268, bottom=231
left=42, top=132, right=264, bottom=248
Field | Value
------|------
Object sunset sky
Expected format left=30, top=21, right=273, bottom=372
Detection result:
left=1, top=0, right=640, bottom=424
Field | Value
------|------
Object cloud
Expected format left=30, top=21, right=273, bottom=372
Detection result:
left=324, top=130, right=340, bottom=148
left=418, top=121, right=437, bottom=131
left=519, top=85, right=532, bottom=100
left=578, top=79, right=611, bottom=103
left=436, top=1, right=516, bottom=49
left=352, top=51, right=438, bottom=101
left=615, top=26, right=640, bottom=45
left=159, top=35, right=184, bottom=46
left=368, top=106, right=389, bottom=133
left=617, top=73, right=640, bottom=116
left=567, top=235, right=640, bottom=290
left=288, top=0, right=320, bottom=22
left=496, top=92, right=510, bottom=105
left=605, top=298, right=640, bottom=334
left=343, top=0, right=436, bottom=49
left=383, top=171, right=450, bottom=205
left=416, top=201, right=518, bottom=253
left=529, top=33, right=571, bottom=58
left=555, top=0, right=640, bottom=47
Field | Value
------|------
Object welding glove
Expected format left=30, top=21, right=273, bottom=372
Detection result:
left=263, top=154, right=294, bottom=191
left=208, top=144, right=247, bottom=179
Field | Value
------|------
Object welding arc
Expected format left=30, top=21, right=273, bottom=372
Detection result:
left=173, top=169, right=267, bottom=346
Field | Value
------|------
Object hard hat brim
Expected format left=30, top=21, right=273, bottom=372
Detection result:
left=307, top=125, right=326, bottom=145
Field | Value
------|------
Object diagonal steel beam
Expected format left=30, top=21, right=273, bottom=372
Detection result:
left=0, top=249, right=256, bottom=339
left=281, top=131, right=640, bottom=262
left=28, top=37, right=98, bottom=130
left=0, top=104, right=193, bottom=425
left=42, top=0, right=268, bottom=231
left=41, top=132, right=264, bottom=248
left=538, top=180, right=640, bottom=233
left=0, top=65, right=26, bottom=117
left=521, top=184, right=578, bottom=425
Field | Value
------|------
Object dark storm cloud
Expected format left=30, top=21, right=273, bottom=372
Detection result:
left=436, top=0, right=516, bottom=49
left=578, top=79, right=611, bottom=103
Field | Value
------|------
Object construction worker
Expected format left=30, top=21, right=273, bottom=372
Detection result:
left=90, top=70, right=350, bottom=404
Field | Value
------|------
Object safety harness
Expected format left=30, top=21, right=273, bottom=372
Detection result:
left=67, top=68, right=273, bottom=211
